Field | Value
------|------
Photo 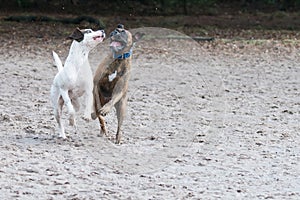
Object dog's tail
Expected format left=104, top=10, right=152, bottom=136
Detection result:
left=52, top=51, right=63, bottom=72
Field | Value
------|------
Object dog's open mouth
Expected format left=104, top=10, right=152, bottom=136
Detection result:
left=93, top=35, right=105, bottom=41
left=110, top=41, right=122, bottom=47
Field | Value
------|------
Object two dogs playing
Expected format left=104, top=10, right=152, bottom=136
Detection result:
left=50, top=24, right=142, bottom=144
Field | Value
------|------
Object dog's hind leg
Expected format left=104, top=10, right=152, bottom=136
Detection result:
left=82, top=79, right=94, bottom=121
left=69, top=99, right=78, bottom=134
left=115, top=96, right=127, bottom=144
left=60, top=89, right=76, bottom=130
left=54, top=100, right=65, bottom=138
left=57, top=97, right=66, bottom=138
left=72, top=97, right=80, bottom=112
left=91, top=85, right=101, bottom=120
left=82, top=91, right=93, bottom=122
left=51, top=86, right=66, bottom=138
left=69, top=91, right=80, bottom=112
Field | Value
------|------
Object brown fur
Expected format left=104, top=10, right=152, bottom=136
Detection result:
left=97, top=59, right=130, bottom=106
left=93, top=57, right=131, bottom=142
left=92, top=25, right=143, bottom=144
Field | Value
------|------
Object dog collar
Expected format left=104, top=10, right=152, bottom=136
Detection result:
left=114, top=48, right=132, bottom=59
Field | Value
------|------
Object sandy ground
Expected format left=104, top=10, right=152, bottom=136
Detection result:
left=0, top=21, right=300, bottom=199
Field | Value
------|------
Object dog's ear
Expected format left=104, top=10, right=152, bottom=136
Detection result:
left=133, top=32, right=145, bottom=43
left=68, top=28, right=84, bottom=42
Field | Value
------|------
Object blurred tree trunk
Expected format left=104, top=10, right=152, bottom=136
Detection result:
left=183, top=0, right=188, bottom=15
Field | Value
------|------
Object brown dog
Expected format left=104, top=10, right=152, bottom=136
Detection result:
left=92, top=24, right=143, bottom=144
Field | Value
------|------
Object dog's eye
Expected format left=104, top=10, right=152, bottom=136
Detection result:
left=84, top=29, right=92, bottom=34
left=110, top=30, right=118, bottom=37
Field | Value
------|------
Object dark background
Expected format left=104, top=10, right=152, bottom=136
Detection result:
left=1, top=0, right=300, bottom=39
left=1, top=0, right=300, bottom=15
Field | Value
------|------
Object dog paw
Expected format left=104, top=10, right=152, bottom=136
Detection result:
left=100, top=128, right=108, bottom=136
left=91, top=112, right=97, bottom=120
left=69, top=116, right=76, bottom=126
left=82, top=115, right=92, bottom=122
left=59, top=133, right=67, bottom=139
left=99, top=104, right=112, bottom=116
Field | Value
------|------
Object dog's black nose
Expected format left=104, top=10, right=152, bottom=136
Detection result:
left=117, top=24, right=124, bottom=29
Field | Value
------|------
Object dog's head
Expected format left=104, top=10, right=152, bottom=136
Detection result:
left=69, top=28, right=105, bottom=48
left=109, top=24, right=144, bottom=53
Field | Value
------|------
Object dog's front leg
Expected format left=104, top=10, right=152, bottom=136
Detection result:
left=99, top=92, right=123, bottom=116
left=99, top=78, right=127, bottom=116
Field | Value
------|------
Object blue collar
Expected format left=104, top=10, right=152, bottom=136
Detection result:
left=113, top=48, right=132, bottom=59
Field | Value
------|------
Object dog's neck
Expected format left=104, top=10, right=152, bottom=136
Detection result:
left=113, top=47, right=132, bottom=59
left=66, top=41, right=90, bottom=67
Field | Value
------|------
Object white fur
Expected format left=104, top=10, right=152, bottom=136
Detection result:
left=52, top=51, right=63, bottom=72
left=108, top=70, right=117, bottom=82
left=50, top=29, right=105, bottom=138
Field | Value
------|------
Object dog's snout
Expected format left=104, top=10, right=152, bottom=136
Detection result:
left=99, top=30, right=105, bottom=38
left=96, top=30, right=105, bottom=38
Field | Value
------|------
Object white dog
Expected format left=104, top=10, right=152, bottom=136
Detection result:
left=51, top=28, right=105, bottom=138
